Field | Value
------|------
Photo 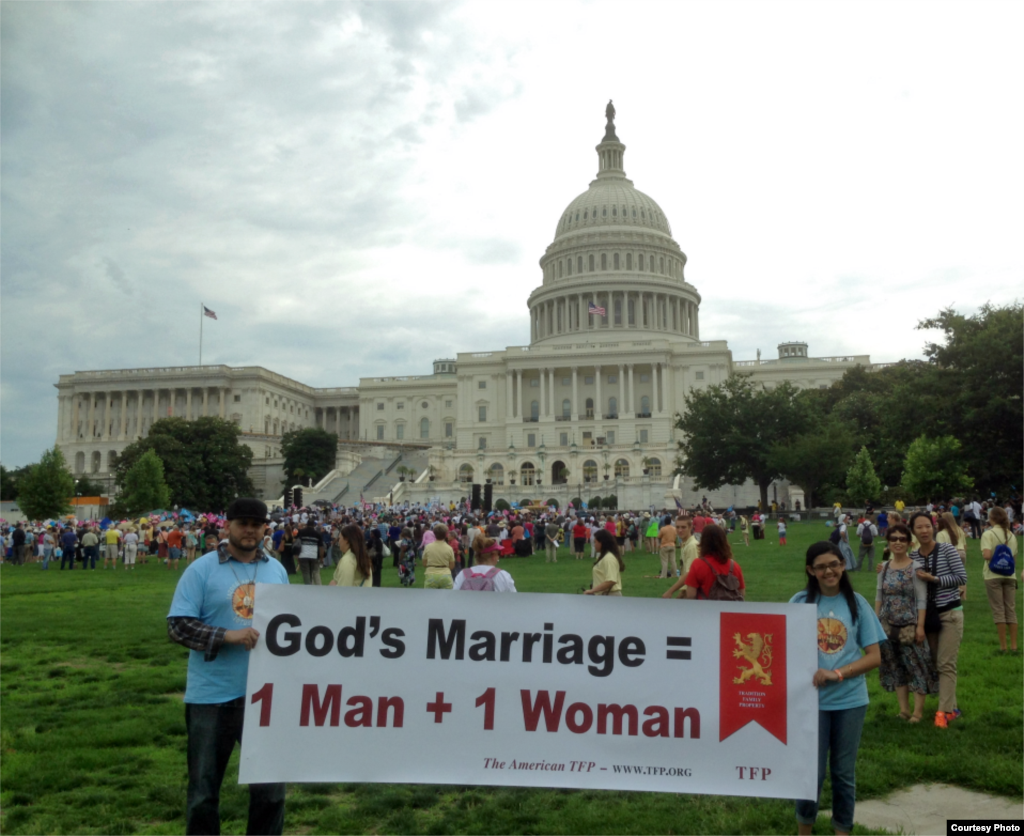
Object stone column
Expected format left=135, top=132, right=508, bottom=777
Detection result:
left=548, top=368, right=555, bottom=418
left=219, top=388, right=226, bottom=418
left=571, top=366, right=579, bottom=421
left=595, top=365, right=603, bottom=420
left=654, top=363, right=661, bottom=413
left=506, top=372, right=513, bottom=419
left=186, top=388, right=193, bottom=421
left=87, top=392, right=96, bottom=439
left=627, top=364, right=635, bottom=415
left=136, top=391, right=143, bottom=437
left=618, top=365, right=625, bottom=416
left=516, top=369, right=523, bottom=419
left=202, top=387, right=209, bottom=417
left=539, top=369, right=546, bottom=418
left=578, top=296, right=584, bottom=332
left=118, top=394, right=127, bottom=439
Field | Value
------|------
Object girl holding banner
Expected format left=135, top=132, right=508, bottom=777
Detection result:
left=791, top=542, right=886, bottom=836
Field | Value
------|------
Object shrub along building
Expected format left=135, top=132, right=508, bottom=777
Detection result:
left=54, top=106, right=873, bottom=510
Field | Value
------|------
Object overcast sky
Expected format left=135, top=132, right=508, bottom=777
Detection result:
left=2, top=1, right=1022, bottom=467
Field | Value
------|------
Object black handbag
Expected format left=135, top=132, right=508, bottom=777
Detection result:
left=924, top=548, right=942, bottom=633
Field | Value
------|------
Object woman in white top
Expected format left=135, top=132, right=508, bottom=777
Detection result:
left=981, top=506, right=1018, bottom=652
left=123, top=528, right=140, bottom=569
left=453, top=536, right=517, bottom=592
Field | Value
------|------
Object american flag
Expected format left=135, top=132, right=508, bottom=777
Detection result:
left=588, top=301, right=606, bottom=317
left=203, top=305, right=218, bottom=320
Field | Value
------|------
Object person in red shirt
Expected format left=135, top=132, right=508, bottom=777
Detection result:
left=682, top=525, right=745, bottom=600
left=165, top=525, right=185, bottom=571
left=572, top=520, right=589, bottom=560
left=692, top=514, right=707, bottom=538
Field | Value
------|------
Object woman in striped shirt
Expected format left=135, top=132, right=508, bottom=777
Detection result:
left=910, top=511, right=967, bottom=728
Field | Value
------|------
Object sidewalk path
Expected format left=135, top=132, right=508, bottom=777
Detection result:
left=830, top=783, right=1023, bottom=835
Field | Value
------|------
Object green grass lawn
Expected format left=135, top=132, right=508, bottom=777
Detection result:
left=2, top=522, right=1021, bottom=834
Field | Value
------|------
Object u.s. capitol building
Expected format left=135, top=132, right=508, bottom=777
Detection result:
left=54, top=106, right=872, bottom=509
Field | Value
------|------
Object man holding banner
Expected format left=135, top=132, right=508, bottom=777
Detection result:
left=167, top=498, right=289, bottom=835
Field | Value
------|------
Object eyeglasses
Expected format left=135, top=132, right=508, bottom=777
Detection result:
left=888, top=536, right=909, bottom=543
left=812, top=561, right=843, bottom=573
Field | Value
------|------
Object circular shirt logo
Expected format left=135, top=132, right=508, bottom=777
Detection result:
left=232, top=582, right=256, bottom=620
left=817, top=617, right=848, bottom=655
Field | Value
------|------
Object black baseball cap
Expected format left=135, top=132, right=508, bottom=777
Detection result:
left=226, top=498, right=270, bottom=522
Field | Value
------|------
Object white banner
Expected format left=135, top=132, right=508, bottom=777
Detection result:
left=239, top=585, right=818, bottom=800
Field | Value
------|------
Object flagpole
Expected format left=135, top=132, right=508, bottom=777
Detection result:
left=199, top=302, right=204, bottom=366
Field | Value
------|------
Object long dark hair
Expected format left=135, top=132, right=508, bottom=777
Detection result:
left=698, top=524, right=732, bottom=564
left=594, top=529, right=625, bottom=572
left=340, top=524, right=372, bottom=579
left=802, top=541, right=858, bottom=623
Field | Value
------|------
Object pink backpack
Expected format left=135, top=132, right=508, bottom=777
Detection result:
left=459, top=566, right=501, bottom=591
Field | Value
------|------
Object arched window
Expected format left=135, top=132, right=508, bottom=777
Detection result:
left=640, top=395, right=650, bottom=416
left=601, top=253, right=607, bottom=270
left=585, top=397, right=594, bottom=418
left=608, top=396, right=617, bottom=417
left=561, top=399, right=571, bottom=419
left=558, top=261, right=563, bottom=278
left=615, top=458, right=630, bottom=478
left=613, top=253, right=620, bottom=269
left=459, top=464, right=474, bottom=483
left=646, top=457, right=662, bottom=477
left=489, top=463, right=504, bottom=485
left=91, top=451, right=101, bottom=473
left=577, top=256, right=583, bottom=273
left=530, top=400, right=539, bottom=420
left=638, top=253, right=645, bottom=271
left=583, top=459, right=598, bottom=483
left=420, top=417, right=429, bottom=438
left=626, top=253, right=632, bottom=270
left=660, top=257, right=665, bottom=274
left=567, top=258, right=572, bottom=276
left=589, top=254, right=595, bottom=271
left=521, top=461, right=536, bottom=486
left=107, top=450, right=118, bottom=470
left=396, top=423, right=405, bottom=440
left=75, top=451, right=85, bottom=473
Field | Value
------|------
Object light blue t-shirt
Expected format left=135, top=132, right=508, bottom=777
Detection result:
left=789, top=589, right=887, bottom=710
left=169, top=549, right=289, bottom=704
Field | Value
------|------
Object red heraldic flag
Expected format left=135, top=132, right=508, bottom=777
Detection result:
left=719, top=612, right=787, bottom=743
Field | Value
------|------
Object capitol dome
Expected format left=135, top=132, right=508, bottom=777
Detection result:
left=527, top=102, right=700, bottom=346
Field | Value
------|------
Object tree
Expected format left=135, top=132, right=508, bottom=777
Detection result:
left=675, top=376, right=809, bottom=511
left=917, top=303, right=1023, bottom=492
left=769, top=420, right=855, bottom=508
left=72, top=476, right=106, bottom=497
left=845, top=446, right=882, bottom=506
left=1, top=465, right=13, bottom=500
left=901, top=435, right=974, bottom=502
left=281, top=427, right=338, bottom=486
left=115, top=450, right=171, bottom=517
left=114, top=417, right=254, bottom=511
left=16, top=447, right=75, bottom=521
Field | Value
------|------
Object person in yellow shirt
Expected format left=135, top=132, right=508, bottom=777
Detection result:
left=663, top=518, right=699, bottom=599
left=329, top=524, right=371, bottom=588
left=584, top=530, right=623, bottom=596
left=103, top=527, right=121, bottom=569
left=981, top=507, right=1018, bottom=652
left=895, top=499, right=906, bottom=514
left=422, top=524, right=456, bottom=589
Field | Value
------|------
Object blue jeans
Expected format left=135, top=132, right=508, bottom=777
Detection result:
left=84, top=546, right=99, bottom=569
left=185, top=700, right=285, bottom=835
left=795, top=704, right=867, bottom=833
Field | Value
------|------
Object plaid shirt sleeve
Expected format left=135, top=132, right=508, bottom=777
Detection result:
left=167, top=616, right=226, bottom=661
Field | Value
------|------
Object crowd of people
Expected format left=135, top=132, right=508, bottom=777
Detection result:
left=2, top=491, right=1020, bottom=835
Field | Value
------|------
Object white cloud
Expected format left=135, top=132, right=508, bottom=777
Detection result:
left=2, top=0, right=1022, bottom=464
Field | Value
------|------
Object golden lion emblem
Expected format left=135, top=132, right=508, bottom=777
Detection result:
left=732, top=632, right=773, bottom=685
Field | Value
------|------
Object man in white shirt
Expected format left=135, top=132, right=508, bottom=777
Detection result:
left=855, top=518, right=878, bottom=571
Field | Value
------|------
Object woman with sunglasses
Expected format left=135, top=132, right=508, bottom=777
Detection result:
left=792, top=542, right=885, bottom=836
left=874, top=523, right=938, bottom=722
left=910, top=511, right=967, bottom=728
